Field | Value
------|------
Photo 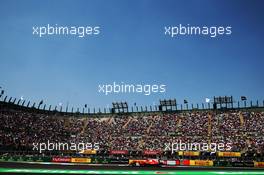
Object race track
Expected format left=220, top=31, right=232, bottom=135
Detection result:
left=0, top=161, right=264, bottom=175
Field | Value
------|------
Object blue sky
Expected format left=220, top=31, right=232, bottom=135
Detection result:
left=0, top=0, right=263, bottom=110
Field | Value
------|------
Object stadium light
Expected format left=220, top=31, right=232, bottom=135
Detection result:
left=58, top=102, right=63, bottom=112
left=241, top=96, right=247, bottom=101
left=38, top=100, right=44, bottom=109
left=12, top=98, right=17, bottom=104
left=184, top=99, right=188, bottom=110
left=0, top=87, right=4, bottom=98
left=84, top=104, right=87, bottom=114
left=26, top=101, right=30, bottom=107
left=241, top=96, right=247, bottom=108
left=3, top=96, right=7, bottom=102
left=17, top=99, right=21, bottom=105
left=66, top=102, right=69, bottom=113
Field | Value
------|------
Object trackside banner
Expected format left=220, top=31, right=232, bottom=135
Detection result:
left=254, top=162, right=264, bottom=167
left=161, top=160, right=180, bottom=166
left=178, top=151, right=200, bottom=156
left=217, top=152, right=241, bottom=157
left=52, top=157, right=71, bottom=162
left=110, top=150, right=128, bottom=155
left=79, top=149, right=97, bottom=154
left=143, top=150, right=161, bottom=155
left=183, top=160, right=213, bottom=166
left=71, top=158, right=91, bottom=163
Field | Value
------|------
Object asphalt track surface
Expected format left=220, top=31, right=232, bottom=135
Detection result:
left=0, top=162, right=264, bottom=175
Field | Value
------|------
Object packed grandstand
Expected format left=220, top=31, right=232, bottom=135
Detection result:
left=0, top=98, right=264, bottom=167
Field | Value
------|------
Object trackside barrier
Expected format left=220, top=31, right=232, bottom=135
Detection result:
left=213, top=160, right=231, bottom=167
left=0, top=156, right=51, bottom=162
left=0, top=156, right=262, bottom=168
left=231, top=161, right=254, bottom=167
left=92, top=158, right=110, bottom=164
left=110, top=158, right=128, bottom=164
left=129, top=159, right=159, bottom=165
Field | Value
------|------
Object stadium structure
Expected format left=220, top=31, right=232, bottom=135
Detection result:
left=0, top=90, right=264, bottom=174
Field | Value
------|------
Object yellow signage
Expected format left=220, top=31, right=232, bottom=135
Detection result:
left=190, top=160, right=213, bottom=166
left=178, top=151, right=200, bottom=156
left=217, top=152, right=241, bottom=157
left=71, top=158, right=91, bottom=163
left=79, top=149, right=97, bottom=154
left=254, top=162, right=264, bottom=167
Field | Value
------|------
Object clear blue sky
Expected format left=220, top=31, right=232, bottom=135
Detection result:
left=0, top=0, right=263, bottom=110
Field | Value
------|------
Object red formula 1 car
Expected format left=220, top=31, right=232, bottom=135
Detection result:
left=129, top=159, right=160, bottom=166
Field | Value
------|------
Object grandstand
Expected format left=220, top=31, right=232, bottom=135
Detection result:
left=0, top=96, right=264, bottom=164
left=0, top=91, right=264, bottom=175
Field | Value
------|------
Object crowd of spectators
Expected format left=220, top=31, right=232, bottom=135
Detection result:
left=0, top=104, right=264, bottom=158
